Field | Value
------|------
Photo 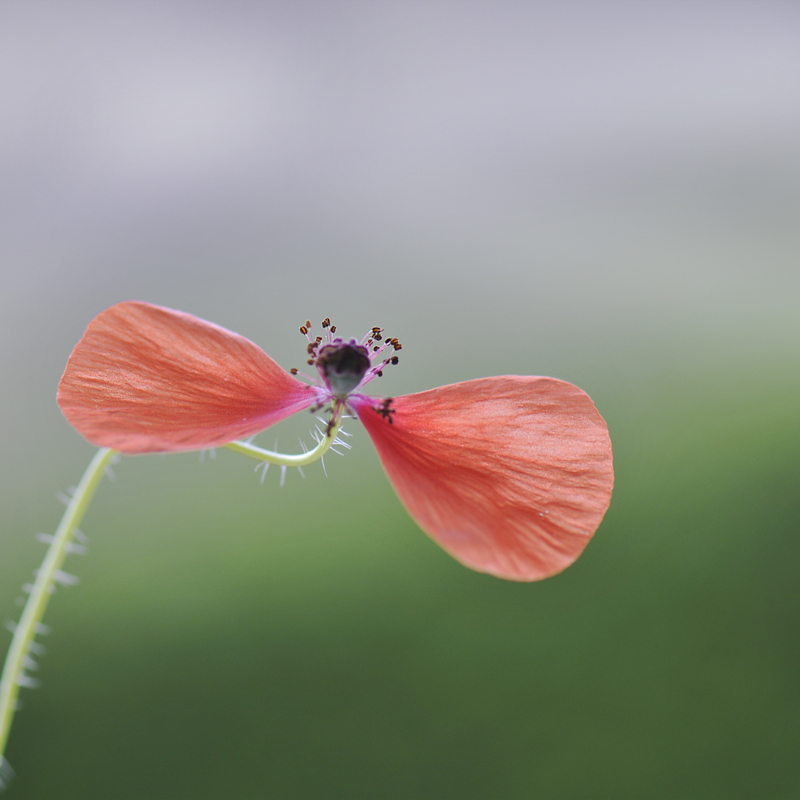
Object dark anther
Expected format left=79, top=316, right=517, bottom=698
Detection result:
left=390, top=356, right=399, bottom=364
left=330, top=326, right=336, bottom=333
left=393, top=343, right=402, bottom=351
left=376, top=370, right=383, bottom=377
left=299, top=325, right=308, bottom=335
left=307, top=358, right=315, bottom=365
left=290, top=368, right=298, bottom=375
left=322, top=318, right=331, bottom=328
left=377, top=397, right=395, bottom=424
left=315, top=336, right=322, bottom=343
left=373, top=345, right=380, bottom=352
left=373, top=332, right=382, bottom=341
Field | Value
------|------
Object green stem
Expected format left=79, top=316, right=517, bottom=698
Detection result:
left=0, top=418, right=344, bottom=766
left=0, top=446, right=116, bottom=761
left=224, top=416, right=344, bottom=465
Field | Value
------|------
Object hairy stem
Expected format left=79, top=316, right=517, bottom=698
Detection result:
left=0, top=446, right=116, bottom=761
left=0, top=420, right=342, bottom=766
left=225, top=416, right=344, bottom=465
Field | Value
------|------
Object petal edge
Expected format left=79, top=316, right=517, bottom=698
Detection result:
left=355, top=376, right=613, bottom=581
left=58, top=302, right=317, bottom=453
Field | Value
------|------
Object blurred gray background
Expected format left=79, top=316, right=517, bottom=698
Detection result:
left=1, top=2, right=799, bottom=798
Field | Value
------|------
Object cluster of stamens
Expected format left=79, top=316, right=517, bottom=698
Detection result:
left=289, top=318, right=402, bottom=386
left=288, top=318, right=403, bottom=429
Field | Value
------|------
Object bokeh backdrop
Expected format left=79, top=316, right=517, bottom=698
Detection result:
left=1, top=2, right=799, bottom=798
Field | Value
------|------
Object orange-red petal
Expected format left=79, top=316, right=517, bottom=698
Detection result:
left=57, top=301, right=317, bottom=453
left=356, top=377, right=613, bottom=581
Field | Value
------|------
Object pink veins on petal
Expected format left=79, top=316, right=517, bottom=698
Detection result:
left=57, top=301, right=614, bottom=581
left=57, top=302, right=318, bottom=453
left=352, top=380, right=613, bottom=581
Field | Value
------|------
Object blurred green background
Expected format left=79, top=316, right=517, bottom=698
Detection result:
left=1, top=2, right=798, bottom=798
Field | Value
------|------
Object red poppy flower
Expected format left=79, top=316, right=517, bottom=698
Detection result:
left=57, top=301, right=613, bottom=581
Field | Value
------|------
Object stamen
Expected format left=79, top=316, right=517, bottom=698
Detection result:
left=295, top=317, right=403, bottom=399
left=377, top=397, right=395, bottom=424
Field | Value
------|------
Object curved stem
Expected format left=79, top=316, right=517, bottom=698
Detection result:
left=0, top=447, right=116, bottom=762
left=0, top=418, right=342, bottom=768
left=224, top=416, right=344, bottom=465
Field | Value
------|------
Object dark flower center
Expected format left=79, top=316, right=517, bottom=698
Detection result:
left=316, top=343, right=371, bottom=398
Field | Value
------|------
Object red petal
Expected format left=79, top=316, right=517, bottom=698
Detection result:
left=355, top=377, right=613, bottom=581
left=57, top=301, right=317, bottom=453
